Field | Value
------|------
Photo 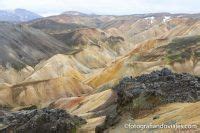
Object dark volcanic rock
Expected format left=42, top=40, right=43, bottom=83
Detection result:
left=95, top=112, right=120, bottom=133
left=0, top=108, right=86, bottom=133
left=114, top=68, right=200, bottom=106
left=96, top=68, right=200, bottom=132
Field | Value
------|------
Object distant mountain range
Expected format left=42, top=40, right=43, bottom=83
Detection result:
left=0, top=8, right=41, bottom=22
left=61, top=11, right=89, bottom=16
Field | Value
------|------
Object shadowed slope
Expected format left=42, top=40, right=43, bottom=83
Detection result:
left=0, top=22, right=71, bottom=69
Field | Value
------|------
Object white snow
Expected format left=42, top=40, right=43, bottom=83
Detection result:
left=163, top=16, right=171, bottom=23
left=144, top=16, right=155, bottom=24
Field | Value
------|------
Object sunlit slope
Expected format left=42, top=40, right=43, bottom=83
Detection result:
left=0, top=76, right=93, bottom=107
left=85, top=35, right=200, bottom=88
left=50, top=89, right=116, bottom=132
left=108, top=102, right=200, bottom=133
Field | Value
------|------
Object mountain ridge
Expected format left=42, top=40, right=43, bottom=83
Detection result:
left=0, top=8, right=41, bottom=22
left=0, top=11, right=200, bottom=132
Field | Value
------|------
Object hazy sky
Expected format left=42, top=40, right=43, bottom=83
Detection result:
left=0, top=0, right=200, bottom=16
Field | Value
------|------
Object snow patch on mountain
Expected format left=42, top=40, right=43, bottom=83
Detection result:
left=163, top=16, right=171, bottom=23
left=144, top=16, right=155, bottom=24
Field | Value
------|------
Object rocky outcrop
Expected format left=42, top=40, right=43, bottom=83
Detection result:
left=96, top=68, right=200, bottom=132
left=95, top=111, right=120, bottom=133
left=115, top=68, right=200, bottom=106
left=0, top=108, right=86, bottom=133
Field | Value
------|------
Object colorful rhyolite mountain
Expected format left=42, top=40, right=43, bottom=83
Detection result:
left=0, top=12, right=200, bottom=132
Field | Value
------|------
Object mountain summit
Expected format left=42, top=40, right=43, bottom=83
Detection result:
left=0, top=8, right=41, bottom=22
left=61, top=11, right=89, bottom=16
